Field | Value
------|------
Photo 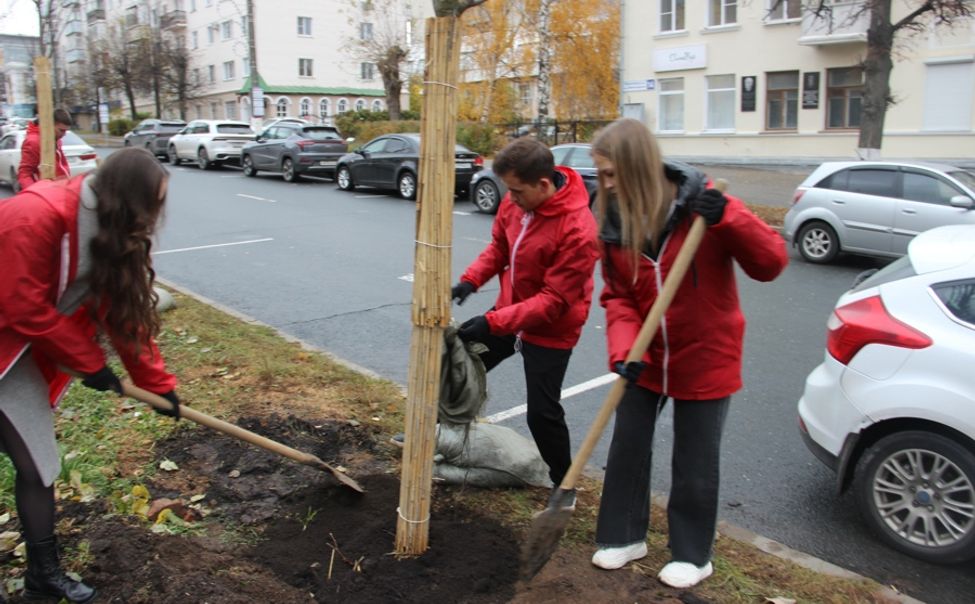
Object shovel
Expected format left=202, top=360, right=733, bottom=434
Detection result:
left=519, top=179, right=727, bottom=580
left=64, top=365, right=365, bottom=493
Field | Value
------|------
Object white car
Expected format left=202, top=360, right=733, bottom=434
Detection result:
left=0, top=129, right=99, bottom=193
left=167, top=119, right=255, bottom=170
left=798, top=224, right=975, bottom=564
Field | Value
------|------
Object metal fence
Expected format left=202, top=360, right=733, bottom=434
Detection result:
left=496, top=119, right=615, bottom=146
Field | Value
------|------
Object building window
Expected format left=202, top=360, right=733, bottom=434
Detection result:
left=826, top=67, right=863, bottom=129
left=276, top=98, right=288, bottom=117
left=195, top=104, right=203, bottom=119
left=319, top=98, right=330, bottom=117
left=372, top=99, right=383, bottom=112
left=338, top=98, right=348, bottom=113
left=709, top=0, right=736, bottom=26
left=660, top=0, right=685, bottom=33
left=241, top=17, right=247, bottom=36
left=221, top=20, right=232, bottom=39
left=355, top=99, right=366, bottom=111
left=297, top=16, right=312, bottom=36
left=191, top=31, right=198, bottom=48
left=517, top=82, right=532, bottom=109
left=207, top=64, right=215, bottom=83
left=223, top=60, right=235, bottom=80
left=300, top=98, right=311, bottom=117
left=360, top=62, right=375, bottom=80
left=299, top=58, right=313, bottom=77
left=766, top=70, right=799, bottom=129
left=242, top=58, right=250, bottom=76
left=193, top=68, right=200, bottom=84
left=190, top=0, right=196, bottom=11
left=706, top=74, right=735, bottom=130
left=225, top=100, right=237, bottom=120
left=360, top=22, right=373, bottom=40
left=210, top=102, right=219, bottom=118
left=767, top=0, right=801, bottom=21
left=207, top=25, right=215, bottom=44
left=922, top=61, right=975, bottom=131
left=658, top=77, right=684, bottom=132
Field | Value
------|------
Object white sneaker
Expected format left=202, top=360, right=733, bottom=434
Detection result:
left=591, top=541, right=648, bottom=570
left=657, top=560, right=713, bottom=588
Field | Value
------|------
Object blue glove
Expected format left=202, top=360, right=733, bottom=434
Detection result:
left=614, top=360, right=646, bottom=385
left=458, top=315, right=490, bottom=342
left=451, top=281, right=476, bottom=305
left=692, top=188, right=727, bottom=226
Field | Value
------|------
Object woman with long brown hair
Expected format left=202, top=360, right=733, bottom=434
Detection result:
left=589, top=118, right=787, bottom=588
left=0, top=147, right=181, bottom=603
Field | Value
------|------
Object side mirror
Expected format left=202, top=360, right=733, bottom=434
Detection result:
left=949, top=195, right=974, bottom=210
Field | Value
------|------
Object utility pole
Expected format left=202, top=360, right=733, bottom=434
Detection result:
left=245, top=0, right=263, bottom=130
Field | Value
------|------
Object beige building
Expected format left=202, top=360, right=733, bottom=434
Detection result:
left=620, top=0, right=975, bottom=162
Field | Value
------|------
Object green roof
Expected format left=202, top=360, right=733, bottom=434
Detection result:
left=238, top=75, right=384, bottom=97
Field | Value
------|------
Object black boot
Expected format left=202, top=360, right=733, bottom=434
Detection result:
left=24, top=536, right=96, bottom=603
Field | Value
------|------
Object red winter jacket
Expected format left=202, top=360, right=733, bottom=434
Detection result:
left=18, top=121, right=71, bottom=192
left=600, top=162, right=788, bottom=400
left=460, top=167, right=599, bottom=349
left=0, top=176, right=176, bottom=405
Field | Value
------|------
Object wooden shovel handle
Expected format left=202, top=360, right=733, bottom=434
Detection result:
left=558, top=179, right=726, bottom=491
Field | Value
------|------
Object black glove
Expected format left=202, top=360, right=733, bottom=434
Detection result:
left=614, top=360, right=646, bottom=385
left=156, top=390, right=181, bottom=420
left=81, top=366, right=123, bottom=394
left=692, top=188, right=728, bottom=226
left=458, top=315, right=490, bottom=342
left=451, top=281, right=476, bottom=305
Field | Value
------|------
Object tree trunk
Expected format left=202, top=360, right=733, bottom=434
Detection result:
left=379, top=46, right=406, bottom=120
left=153, top=71, right=162, bottom=118
left=535, top=0, right=553, bottom=122
left=125, top=80, right=138, bottom=119
left=858, top=0, right=894, bottom=157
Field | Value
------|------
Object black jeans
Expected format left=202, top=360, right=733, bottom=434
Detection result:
left=477, top=333, right=573, bottom=485
left=595, top=386, right=730, bottom=566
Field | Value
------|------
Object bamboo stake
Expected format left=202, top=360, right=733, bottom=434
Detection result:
left=32, top=56, right=55, bottom=181
left=395, top=14, right=462, bottom=555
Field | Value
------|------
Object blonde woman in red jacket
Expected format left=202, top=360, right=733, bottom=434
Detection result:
left=589, top=119, right=788, bottom=588
left=0, top=147, right=180, bottom=603
left=451, top=137, right=599, bottom=499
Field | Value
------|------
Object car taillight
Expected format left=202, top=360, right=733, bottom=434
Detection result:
left=80, top=153, right=97, bottom=160
left=825, top=295, right=932, bottom=365
left=792, top=188, right=806, bottom=205
left=474, top=155, right=484, bottom=167
left=296, top=140, right=316, bottom=149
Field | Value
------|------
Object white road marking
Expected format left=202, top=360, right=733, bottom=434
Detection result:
left=453, top=211, right=472, bottom=216
left=236, top=193, right=276, bottom=203
left=354, top=194, right=388, bottom=199
left=485, top=372, right=619, bottom=424
left=154, top=238, right=274, bottom=255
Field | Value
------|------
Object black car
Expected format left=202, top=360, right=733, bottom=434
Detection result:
left=124, top=119, right=187, bottom=158
left=470, top=143, right=598, bottom=214
left=335, top=133, right=483, bottom=200
left=241, top=123, right=348, bottom=182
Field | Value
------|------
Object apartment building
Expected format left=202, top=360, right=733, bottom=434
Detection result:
left=66, top=0, right=428, bottom=125
left=0, top=34, right=40, bottom=117
left=621, top=0, right=975, bottom=161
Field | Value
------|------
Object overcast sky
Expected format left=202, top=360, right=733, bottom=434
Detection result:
left=0, top=0, right=40, bottom=37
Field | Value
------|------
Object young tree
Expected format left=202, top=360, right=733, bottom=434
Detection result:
left=342, top=0, right=417, bottom=120
left=804, top=0, right=973, bottom=157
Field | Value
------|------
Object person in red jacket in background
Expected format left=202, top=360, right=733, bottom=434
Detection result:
left=451, top=137, right=600, bottom=504
left=17, top=108, right=73, bottom=192
left=588, top=118, right=788, bottom=588
left=0, top=148, right=181, bottom=603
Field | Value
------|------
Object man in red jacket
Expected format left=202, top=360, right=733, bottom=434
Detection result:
left=17, top=108, right=73, bottom=192
left=451, top=138, right=599, bottom=501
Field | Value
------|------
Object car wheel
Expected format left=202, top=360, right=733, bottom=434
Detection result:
left=282, top=158, right=300, bottom=183
left=398, top=171, right=417, bottom=200
left=242, top=155, right=257, bottom=177
left=197, top=147, right=211, bottom=170
left=472, top=179, right=501, bottom=214
left=855, top=431, right=975, bottom=564
left=796, top=220, right=839, bottom=264
left=124, top=139, right=131, bottom=147
left=336, top=166, right=355, bottom=191
left=168, top=146, right=180, bottom=165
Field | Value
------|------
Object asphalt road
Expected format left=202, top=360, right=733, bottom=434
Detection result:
left=3, top=158, right=971, bottom=603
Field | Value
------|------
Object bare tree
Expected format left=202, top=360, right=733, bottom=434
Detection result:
left=158, top=36, right=207, bottom=121
left=97, top=16, right=146, bottom=119
left=803, top=0, right=974, bottom=157
left=342, top=0, right=416, bottom=119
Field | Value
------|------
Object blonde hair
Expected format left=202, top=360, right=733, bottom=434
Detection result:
left=591, top=118, right=670, bottom=270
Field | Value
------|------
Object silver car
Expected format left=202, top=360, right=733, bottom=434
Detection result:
left=784, top=161, right=975, bottom=263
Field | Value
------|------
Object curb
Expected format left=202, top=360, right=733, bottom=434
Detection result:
left=156, top=276, right=921, bottom=603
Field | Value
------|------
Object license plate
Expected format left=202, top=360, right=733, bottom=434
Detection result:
left=319, top=160, right=337, bottom=167
left=456, top=162, right=471, bottom=169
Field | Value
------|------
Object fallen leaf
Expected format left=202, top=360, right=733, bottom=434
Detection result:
left=0, top=512, right=9, bottom=525
left=148, top=498, right=185, bottom=521
left=13, top=541, right=25, bottom=558
left=0, top=531, right=21, bottom=552
left=229, top=469, right=241, bottom=478
left=185, top=336, right=199, bottom=344
left=765, top=598, right=797, bottom=604
left=159, top=460, right=179, bottom=472
left=190, top=494, right=206, bottom=503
